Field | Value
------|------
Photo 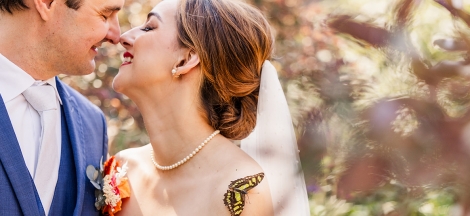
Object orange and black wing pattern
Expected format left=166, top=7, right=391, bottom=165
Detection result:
left=223, top=172, right=265, bottom=216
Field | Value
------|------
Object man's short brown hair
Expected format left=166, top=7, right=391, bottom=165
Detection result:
left=0, top=0, right=82, bottom=14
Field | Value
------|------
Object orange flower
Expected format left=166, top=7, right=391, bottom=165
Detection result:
left=118, top=178, right=131, bottom=199
left=99, top=156, right=131, bottom=216
left=103, top=156, right=116, bottom=176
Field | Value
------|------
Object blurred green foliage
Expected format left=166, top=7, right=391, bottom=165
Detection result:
left=63, top=0, right=470, bottom=214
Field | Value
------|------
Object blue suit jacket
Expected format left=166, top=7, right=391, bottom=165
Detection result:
left=0, top=77, right=108, bottom=216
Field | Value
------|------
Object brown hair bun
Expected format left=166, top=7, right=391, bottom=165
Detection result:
left=177, top=0, right=274, bottom=139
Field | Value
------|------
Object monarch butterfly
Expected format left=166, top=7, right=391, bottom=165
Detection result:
left=223, top=172, right=265, bottom=216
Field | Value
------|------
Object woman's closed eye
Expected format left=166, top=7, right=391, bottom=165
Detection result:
left=141, top=26, right=156, bottom=32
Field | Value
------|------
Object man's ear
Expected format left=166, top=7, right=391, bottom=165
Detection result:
left=174, top=49, right=200, bottom=76
left=33, top=0, right=55, bottom=21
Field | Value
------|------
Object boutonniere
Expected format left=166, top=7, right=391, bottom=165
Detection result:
left=87, top=156, right=131, bottom=216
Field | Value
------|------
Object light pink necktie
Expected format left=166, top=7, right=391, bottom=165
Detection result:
left=22, top=85, right=60, bottom=215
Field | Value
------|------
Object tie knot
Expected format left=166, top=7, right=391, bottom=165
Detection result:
left=22, top=85, right=58, bottom=112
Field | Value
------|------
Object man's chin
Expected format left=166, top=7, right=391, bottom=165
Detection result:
left=64, top=62, right=96, bottom=76
left=80, top=60, right=96, bottom=75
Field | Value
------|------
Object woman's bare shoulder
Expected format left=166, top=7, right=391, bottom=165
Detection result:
left=114, top=144, right=152, bottom=166
left=215, top=141, right=265, bottom=178
left=208, top=141, right=274, bottom=215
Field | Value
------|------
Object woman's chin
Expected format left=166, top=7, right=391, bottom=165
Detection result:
left=112, top=75, right=127, bottom=94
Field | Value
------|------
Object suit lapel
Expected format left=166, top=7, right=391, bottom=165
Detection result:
left=55, top=79, right=87, bottom=216
left=0, top=95, right=45, bottom=216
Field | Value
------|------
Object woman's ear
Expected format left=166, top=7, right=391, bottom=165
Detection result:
left=173, top=49, right=200, bottom=77
left=34, top=0, right=55, bottom=21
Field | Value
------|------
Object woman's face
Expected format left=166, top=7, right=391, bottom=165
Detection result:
left=113, top=0, right=180, bottom=95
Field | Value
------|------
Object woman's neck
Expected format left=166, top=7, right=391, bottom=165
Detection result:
left=132, top=88, right=215, bottom=168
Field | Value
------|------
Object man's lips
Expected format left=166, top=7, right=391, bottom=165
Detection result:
left=90, top=46, right=99, bottom=54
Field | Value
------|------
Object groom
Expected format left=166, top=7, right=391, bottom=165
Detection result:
left=0, top=0, right=123, bottom=214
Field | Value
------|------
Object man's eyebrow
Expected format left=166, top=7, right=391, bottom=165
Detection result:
left=147, top=12, right=163, bottom=23
left=102, top=6, right=121, bottom=13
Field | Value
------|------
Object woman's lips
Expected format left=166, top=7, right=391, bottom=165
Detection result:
left=121, top=61, right=132, bottom=67
left=123, top=52, right=134, bottom=58
left=121, top=52, right=134, bottom=67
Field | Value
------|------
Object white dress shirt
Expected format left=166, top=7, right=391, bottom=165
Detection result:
left=0, top=53, right=62, bottom=215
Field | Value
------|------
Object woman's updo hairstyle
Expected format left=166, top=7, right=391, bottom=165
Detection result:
left=176, top=0, right=274, bottom=140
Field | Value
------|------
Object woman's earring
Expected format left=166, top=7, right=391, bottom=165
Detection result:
left=171, top=68, right=180, bottom=78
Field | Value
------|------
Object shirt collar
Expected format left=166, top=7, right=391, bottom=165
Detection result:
left=31, top=78, right=63, bottom=105
left=0, top=53, right=62, bottom=104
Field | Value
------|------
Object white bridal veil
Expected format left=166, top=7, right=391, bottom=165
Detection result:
left=241, top=61, right=310, bottom=215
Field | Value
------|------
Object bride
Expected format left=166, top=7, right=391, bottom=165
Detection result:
left=111, top=0, right=309, bottom=215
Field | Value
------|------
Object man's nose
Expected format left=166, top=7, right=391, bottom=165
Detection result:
left=105, top=16, right=121, bottom=44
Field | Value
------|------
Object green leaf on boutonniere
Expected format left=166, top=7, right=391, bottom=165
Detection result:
left=86, top=165, right=98, bottom=181
left=86, top=165, right=101, bottom=190
left=94, top=189, right=105, bottom=210
left=99, top=156, right=104, bottom=172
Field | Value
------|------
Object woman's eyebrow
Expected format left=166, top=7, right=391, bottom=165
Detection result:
left=147, top=12, right=164, bottom=23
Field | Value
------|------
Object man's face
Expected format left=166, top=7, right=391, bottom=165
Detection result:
left=42, top=0, right=123, bottom=75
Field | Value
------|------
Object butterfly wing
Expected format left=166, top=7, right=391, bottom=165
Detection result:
left=223, top=173, right=265, bottom=216
left=223, top=189, right=245, bottom=216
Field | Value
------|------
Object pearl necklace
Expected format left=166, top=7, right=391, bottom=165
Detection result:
left=150, top=130, right=220, bottom=171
